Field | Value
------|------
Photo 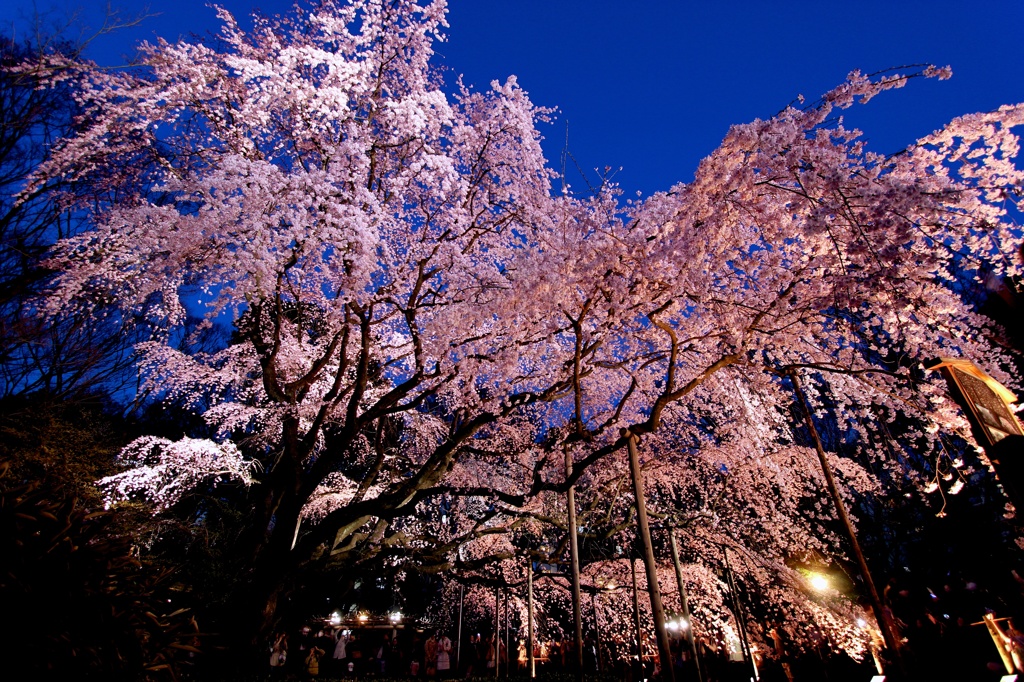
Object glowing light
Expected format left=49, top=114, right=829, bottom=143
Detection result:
left=358, top=613, right=368, bottom=622
left=330, top=611, right=342, bottom=625
left=808, top=573, right=829, bottom=592
left=666, top=617, right=689, bottom=631
left=390, top=611, right=402, bottom=623
left=856, top=618, right=867, bottom=628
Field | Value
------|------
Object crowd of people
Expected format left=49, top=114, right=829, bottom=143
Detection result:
left=264, top=578, right=1024, bottom=682
left=264, top=623, right=776, bottom=681
left=267, top=626, right=514, bottom=678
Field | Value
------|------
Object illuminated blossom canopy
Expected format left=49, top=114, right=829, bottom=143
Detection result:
left=30, top=0, right=1024, bottom=649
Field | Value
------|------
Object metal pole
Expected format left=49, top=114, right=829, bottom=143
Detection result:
left=789, top=370, right=905, bottom=674
left=528, top=561, right=536, bottom=679
left=457, top=583, right=465, bottom=672
left=625, top=431, right=676, bottom=682
left=565, top=448, right=585, bottom=678
left=668, top=528, right=703, bottom=682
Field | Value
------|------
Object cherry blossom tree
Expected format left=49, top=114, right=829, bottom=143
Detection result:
left=503, top=67, right=1024, bottom=673
left=431, top=67, right=1024, bottom=675
left=30, top=0, right=589, bottom=639
left=29, top=0, right=1024, bottom=664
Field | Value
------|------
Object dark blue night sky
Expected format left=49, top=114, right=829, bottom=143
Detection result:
left=4, top=0, right=1022, bottom=198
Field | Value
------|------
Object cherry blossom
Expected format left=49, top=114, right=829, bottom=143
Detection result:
left=98, top=435, right=256, bottom=511
left=29, top=0, right=1024, bottom=652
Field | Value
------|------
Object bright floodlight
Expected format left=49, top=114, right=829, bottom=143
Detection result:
left=809, top=573, right=829, bottom=591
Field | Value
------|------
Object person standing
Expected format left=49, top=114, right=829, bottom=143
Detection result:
left=270, top=632, right=288, bottom=674
left=386, top=631, right=402, bottom=675
left=333, top=629, right=349, bottom=676
left=347, top=632, right=362, bottom=676
left=306, top=644, right=325, bottom=677
left=486, top=634, right=505, bottom=671
left=375, top=634, right=391, bottom=674
left=425, top=632, right=439, bottom=678
left=436, top=632, right=452, bottom=678
left=462, top=634, right=479, bottom=678
left=410, top=632, right=423, bottom=677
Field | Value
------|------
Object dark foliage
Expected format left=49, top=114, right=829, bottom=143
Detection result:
left=0, top=459, right=202, bottom=680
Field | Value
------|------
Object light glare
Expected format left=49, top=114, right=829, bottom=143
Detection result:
left=809, top=573, right=829, bottom=591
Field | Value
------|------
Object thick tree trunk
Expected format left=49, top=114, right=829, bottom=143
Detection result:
left=249, top=494, right=306, bottom=645
left=234, top=414, right=311, bottom=652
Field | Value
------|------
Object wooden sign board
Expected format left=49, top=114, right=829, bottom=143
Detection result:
left=951, top=366, right=1023, bottom=444
left=926, top=358, right=1022, bottom=447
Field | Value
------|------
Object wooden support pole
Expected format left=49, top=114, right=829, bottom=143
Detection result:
left=501, top=585, right=505, bottom=675
left=626, top=430, right=675, bottom=682
left=723, top=547, right=758, bottom=681
left=565, top=448, right=584, bottom=678
left=668, top=527, right=703, bottom=682
left=494, top=584, right=500, bottom=681
left=789, top=369, right=905, bottom=675
left=457, top=583, right=464, bottom=671
left=528, top=560, right=535, bottom=679
left=631, top=558, right=642, bottom=662
left=979, top=613, right=1015, bottom=674
left=591, top=590, right=603, bottom=673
